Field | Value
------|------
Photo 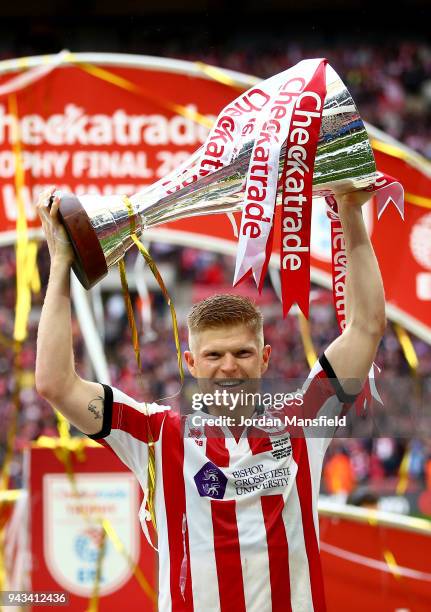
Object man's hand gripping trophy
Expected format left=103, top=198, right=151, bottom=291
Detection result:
left=36, top=187, right=74, bottom=265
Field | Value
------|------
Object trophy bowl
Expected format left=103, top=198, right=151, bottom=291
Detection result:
left=55, top=62, right=377, bottom=290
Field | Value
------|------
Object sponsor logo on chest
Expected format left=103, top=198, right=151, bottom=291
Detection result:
left=191, top=435, right=294, bottom=501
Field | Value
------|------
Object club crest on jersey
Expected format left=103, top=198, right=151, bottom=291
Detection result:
left=194, top=462, right=227, bottom=500
left=188, top=427, right=204, bottom=446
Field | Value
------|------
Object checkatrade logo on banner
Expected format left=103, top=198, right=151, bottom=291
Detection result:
left=0, top=101, right=211, bottom=226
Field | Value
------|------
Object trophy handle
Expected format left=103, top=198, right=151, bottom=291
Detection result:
left=49, top=194, right=108, bottom=289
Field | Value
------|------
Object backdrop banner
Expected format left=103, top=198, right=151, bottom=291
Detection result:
left=319, top=506, right=431, bottom=612
left=0, top=53, right=429, bottom=340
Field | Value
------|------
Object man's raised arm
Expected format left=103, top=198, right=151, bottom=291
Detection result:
left=324, top=190, right=386, bottom=393
left=35, top=187, right=106, bottom=435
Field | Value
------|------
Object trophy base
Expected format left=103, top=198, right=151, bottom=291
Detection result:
left=58, top=195, right=108, bottom=290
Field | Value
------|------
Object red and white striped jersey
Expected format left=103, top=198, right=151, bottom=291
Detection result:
left=89, top=354, right=358, bottom=612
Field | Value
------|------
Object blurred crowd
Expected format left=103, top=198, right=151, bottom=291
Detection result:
left=1, top=241, right=431, bottom=516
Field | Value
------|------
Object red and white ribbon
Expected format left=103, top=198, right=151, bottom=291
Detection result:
left=365, top=171, right=405, bottom=220
left=233, top=59, right=327, bottom=295
left=159, top=83, right=277, bottom=196
left=325, top=194, right=385, bottom=412
left=155, top=59, right=404, bottom=323
left=279, top=60, right=327, bottom=317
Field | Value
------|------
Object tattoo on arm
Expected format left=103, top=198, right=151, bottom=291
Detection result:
left=88, top=395, right=104, bottom=420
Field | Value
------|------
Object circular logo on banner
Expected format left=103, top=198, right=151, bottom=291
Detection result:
left=410, top=212, right=431, bottom=301
left=410, top=212, right=431, bottom=270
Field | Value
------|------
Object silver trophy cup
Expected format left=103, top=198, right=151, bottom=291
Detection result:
left=55, top=64, right=377, bottom=289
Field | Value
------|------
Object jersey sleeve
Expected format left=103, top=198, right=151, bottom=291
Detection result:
left=301, top=352, right=361, bottom=454
left=304, top=352, right=361, bottom=407
left=86, top=383, right=171, bottom=480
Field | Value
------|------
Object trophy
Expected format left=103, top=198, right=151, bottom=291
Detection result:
left=54, top=60, right=378, bottom=292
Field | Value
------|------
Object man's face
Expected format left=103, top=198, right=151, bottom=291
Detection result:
left=184, top=323, right=271, bottom=382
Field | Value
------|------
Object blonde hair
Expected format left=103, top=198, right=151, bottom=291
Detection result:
left=187, top=294, right=264, bottom=350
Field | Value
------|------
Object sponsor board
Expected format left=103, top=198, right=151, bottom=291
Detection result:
left=43, top=472, right=140, bottom=597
